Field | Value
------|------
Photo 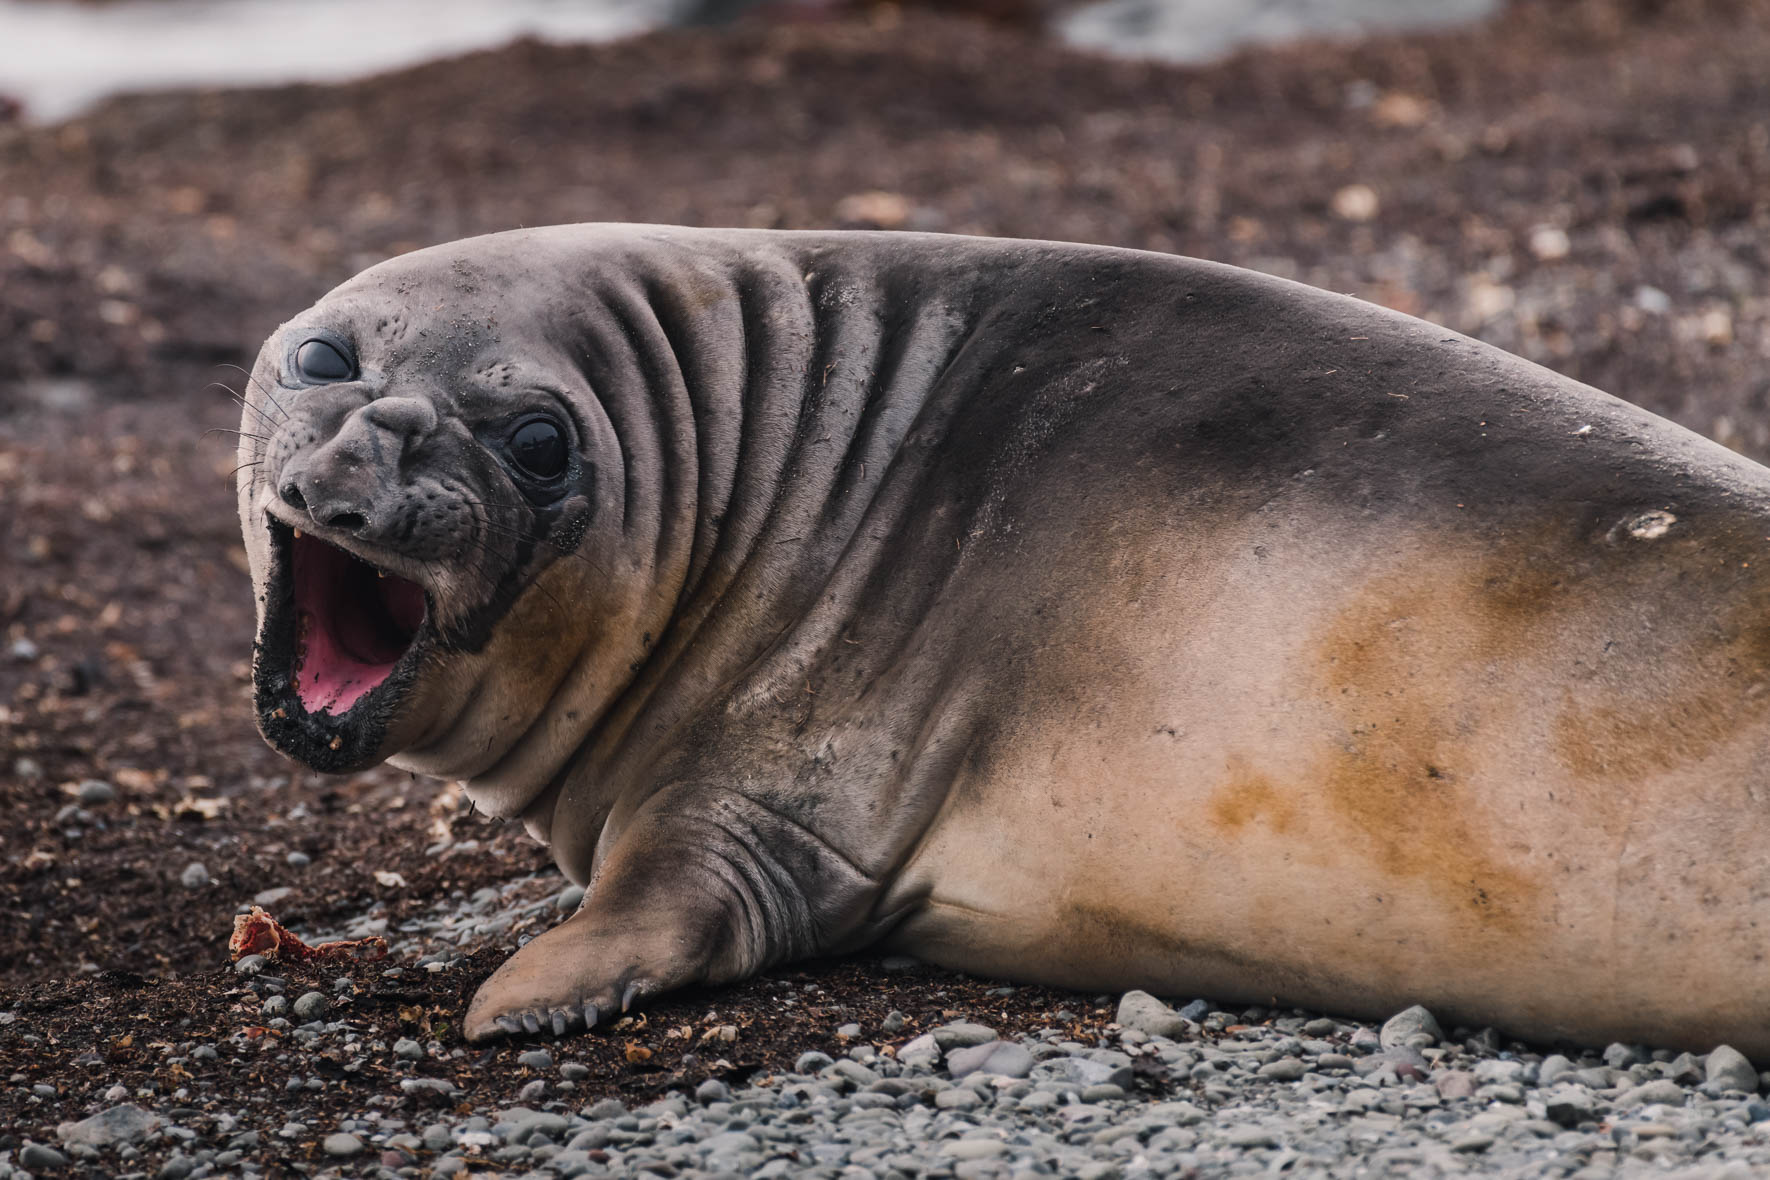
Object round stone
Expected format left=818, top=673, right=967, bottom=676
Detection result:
left=20, top=1143, right=69, bottom=1170
left=322, top=1132, right=364, bottom=1156
left=292, top=991, right=329, bottom=1021
left=76, top=780, right=115, bottom=805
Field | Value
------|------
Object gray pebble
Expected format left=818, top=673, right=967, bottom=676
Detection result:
left=932, top=1021, right=998, bottom=1049
left=517, top=1049, right=554, bottom=1070
left=1708, top=1044, right=1759, bottom=1093
left=76, top=779, right=115, bottom=805
left=233, top=954, right=266, bottom=977
left=696, top=1078, right=732, bottom=1104
left=1666, top=1051, right=1704, bottom=1083
left=1604, top=1042, right=1651, bottom=1069
left=393, top=1037, right=423, bottom=1059
left=934, top=1087, right=980, bottom=1110
left=1258, top=1057, right=1308, bottom=1081
left=897, top=1033, right=941, bottom=1070
left=1115, top=990, right=1192, bottom=1039
left=1538, top=1053, right=1574, bottom=1085
left=1379, top=1005, right=1442, bottom=1049
left=583, top=1097, right=625, bottom=1120
left=55, top=1103, right=160, bottom=1148
left=947, top=1040, right=1036, bottom=1080
left=880, top=1010, right=907, bottom=1034
left=260, top=995, right=287, bottom=1017
left=179, top=862, right=210, bottom=889
left=1177, top=999, right=1211, bottom=1022
left=1053, top=1055, right=1134, bottom=1089
left=286, top=851, right=311, bottom=867
left=322, top=1133, right=363, bottom=1156
left=795, top=1050, right=834, bottom=1073
left=292, top=991, right=328, bottom=1020
left=555, top=884, right=586, bottom=913
left=941, top=1138, right=1005, bottom=1160
left=560, top=1062, right=589, bottom=1080
left=1615, top=1078, right=1686, bottom=1108
left=20, top=1143, right=68, bottom=1170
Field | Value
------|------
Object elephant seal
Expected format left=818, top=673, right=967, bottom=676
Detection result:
left=238, top=224, right=1770, bottom=1052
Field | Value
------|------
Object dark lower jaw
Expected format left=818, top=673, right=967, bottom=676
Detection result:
left=252, top=519, right=431, bottom=773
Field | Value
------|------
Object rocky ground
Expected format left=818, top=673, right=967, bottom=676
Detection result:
left=4, top=0, right=1770, bottom=1175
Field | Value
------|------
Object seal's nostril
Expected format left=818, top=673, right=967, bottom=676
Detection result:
left=280, top=483, right=307, bottom=510
left=325, top=511, right=368, bottom=532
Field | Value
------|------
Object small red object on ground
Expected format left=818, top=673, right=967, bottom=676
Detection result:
left=229, top=906, right=388, bottom=962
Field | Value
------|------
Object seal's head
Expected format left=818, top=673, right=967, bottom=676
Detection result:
left=235, top=230, right=665, bottom=818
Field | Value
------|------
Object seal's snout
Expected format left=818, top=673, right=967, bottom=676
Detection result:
left=278, top=396, right=438, bottom=539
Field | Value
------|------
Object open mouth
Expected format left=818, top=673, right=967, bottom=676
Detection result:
left=286, top=528, right=428, bottom=715
left=254, top=518, right=437, bottom=770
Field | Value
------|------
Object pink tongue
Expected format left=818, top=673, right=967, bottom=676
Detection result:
left=291, top=535, right=422, bottom=716
left=296, top=608, right=396, bottom=716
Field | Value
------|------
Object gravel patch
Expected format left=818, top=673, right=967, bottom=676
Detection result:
left=11, top=960, right=1770, bottom=1180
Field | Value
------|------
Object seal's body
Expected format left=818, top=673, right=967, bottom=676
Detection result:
left=239, top=226, right=1770, bottom=1050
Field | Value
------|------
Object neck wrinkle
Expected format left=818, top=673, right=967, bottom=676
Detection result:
left=548, top=244, right=988, bottom=877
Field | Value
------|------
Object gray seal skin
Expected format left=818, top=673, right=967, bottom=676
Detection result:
left=239, top=224, right=1770, bottom=1051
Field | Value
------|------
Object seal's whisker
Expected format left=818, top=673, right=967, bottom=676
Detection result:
left=216, top=361, right=291, bottom=424
left=205, top=426, right=271, bottom=444
left=213, top=383, right=285, bottom=436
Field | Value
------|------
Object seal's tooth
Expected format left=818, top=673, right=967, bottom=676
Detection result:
left=293, top=528, right=303, bottom=539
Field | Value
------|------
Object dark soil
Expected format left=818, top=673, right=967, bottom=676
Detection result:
left=3, top=0, right=1769, bottom=1168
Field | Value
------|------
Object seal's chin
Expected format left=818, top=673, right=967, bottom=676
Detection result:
left=253, top=519, right=435, bottom=771
left=291, top=531, right=426, bottom=715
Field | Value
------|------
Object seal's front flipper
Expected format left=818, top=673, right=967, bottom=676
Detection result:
left=462, top=785, right=879, bottom=1041
left=462, top=905, right=700, bottom=1041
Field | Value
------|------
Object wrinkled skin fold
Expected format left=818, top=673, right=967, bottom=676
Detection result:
left=239, top=225, right=1770, bottom=1052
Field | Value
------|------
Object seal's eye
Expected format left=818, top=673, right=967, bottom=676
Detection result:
left=509, top=418, right=567, bottom=479
left=294, top=338, right=355, bottom=383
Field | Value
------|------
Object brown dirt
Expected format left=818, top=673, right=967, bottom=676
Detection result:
left=3, top=0, right=1768, bottom=1168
